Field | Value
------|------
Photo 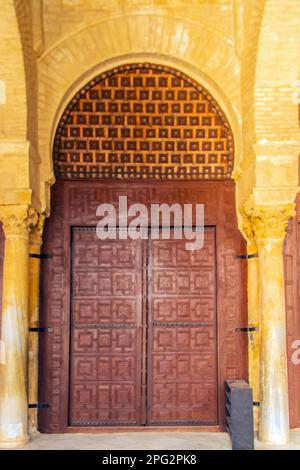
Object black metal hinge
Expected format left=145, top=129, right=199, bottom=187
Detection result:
left=237, top=253, right=258, bottom=260
left=235, top=327, right=258, bottom=332
left=29, top=253, right=53, bottom=259
left=28, top=403, right=49, bottom=409
left=29, top=327, right=53, bottom=333
left=253, top=402, right=260, bottom=407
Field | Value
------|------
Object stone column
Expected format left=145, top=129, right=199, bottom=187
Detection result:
left=248, top=203, right=294, bottom=444
left=28, top=215, right=45, bottom=436
left=247, top=241, right=260, bottom=430
left=0, top=205, right=37, bottom=448
left=241, top=215, right=260, bottom=430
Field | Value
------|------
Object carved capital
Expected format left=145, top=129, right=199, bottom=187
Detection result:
left=244, top=201, right=295, bottom=241
left=29, top=213, right=45, bottom=246
left=240, top=212, right=255, bottom=246
left=0, top=206, right=39, bottom=239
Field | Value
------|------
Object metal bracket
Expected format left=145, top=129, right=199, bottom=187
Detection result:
left=237, top=253, right=258, bottom=260
left=253, top=402, right=260, bottom=407
left=29, top=327, right=53, bottom=333
left=29, top=253, right=53, bottom=259
left=235, top=327, right=257, bottom=333
left=28, top=403, right=49, bottom=409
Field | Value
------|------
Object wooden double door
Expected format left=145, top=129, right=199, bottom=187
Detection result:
left=70, top=226, right=217, bottom=426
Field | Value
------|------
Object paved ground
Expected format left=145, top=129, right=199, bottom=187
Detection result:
left=13, top=429, right=300, bottom=450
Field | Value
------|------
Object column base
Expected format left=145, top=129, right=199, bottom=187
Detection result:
left=0, top=435, right=29, bottom=449
left=258, top=434, right=290, bottom=446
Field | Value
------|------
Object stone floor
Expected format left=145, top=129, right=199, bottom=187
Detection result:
left=15, top=429, right=300, bottom=450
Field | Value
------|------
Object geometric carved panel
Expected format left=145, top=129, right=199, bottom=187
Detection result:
left=54, top=64, right=234, bottom=181
left=69, top=226, right=218, bottom=426
left=69, top=228, right=143, bottom=425
left=148, top=227, right=218, bottom=425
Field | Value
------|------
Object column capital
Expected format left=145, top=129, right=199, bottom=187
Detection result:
left=240, top=211, right=255, bottom=247
left=244, top=200, right=295, bottom=241
left=0, top=205, right=39, bottom=239
left=29, top=213, right=45, bottom=246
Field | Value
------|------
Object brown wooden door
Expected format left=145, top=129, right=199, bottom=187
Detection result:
left=69, top=225, right=218, bottom=426
left=147, top=228, right=217, bottom=425
left=39, top=180, right=247, bottom=432
left=69, top=228, right=144, bottom=425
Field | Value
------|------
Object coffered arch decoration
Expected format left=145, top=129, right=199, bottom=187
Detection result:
left=53, top=63, right=234, bottom=180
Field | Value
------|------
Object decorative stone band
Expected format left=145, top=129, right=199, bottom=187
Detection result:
left=243, top=202, right=295, bottom=242
left=0, top=206, right=39, bottom=239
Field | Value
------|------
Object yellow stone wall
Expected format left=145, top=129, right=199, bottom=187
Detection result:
left=2, top=0, right=298, bottom=212
left=0, top=0, right=30, bottom=207
left=37, top=0, right=243, bottom=212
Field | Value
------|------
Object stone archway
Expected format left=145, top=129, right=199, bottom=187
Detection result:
left=36, top=12, right=243, bottom=213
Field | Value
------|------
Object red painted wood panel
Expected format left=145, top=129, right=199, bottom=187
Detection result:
left=284, top=195, right=300, bottom=428
left=69, top=228, right=143, bottom=425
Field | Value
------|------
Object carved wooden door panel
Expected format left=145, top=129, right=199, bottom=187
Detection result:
left=147, top=227, right=218, bottom=425
left=69, top=227, right=144, bottom=426
left=69, top=226, right=218, bottom=426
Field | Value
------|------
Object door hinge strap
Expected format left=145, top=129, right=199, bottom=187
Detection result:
left=237, top=253, right=258, bottom=260
left=29, top=327, right=53, bottom=333
left=28, top=403, right=49, bottom=409
left=29, top=253, right=53, bottom=259
left=253, top=402, right=260, bottom=407
left=235, top=327, right=257, bottom=332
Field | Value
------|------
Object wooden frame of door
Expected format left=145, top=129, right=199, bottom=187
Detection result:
left=284, top=193, right=300, bottom=428
left=38, top=179, right=248, bottom=433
